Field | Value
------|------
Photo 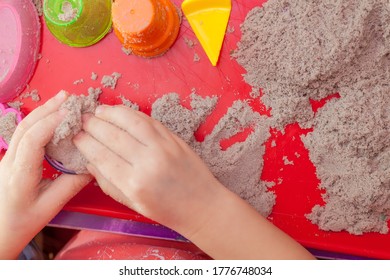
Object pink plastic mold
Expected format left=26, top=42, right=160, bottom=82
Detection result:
left=0, top=103, right=23, bottom=151
left=0, top=0, right=41, bottom=102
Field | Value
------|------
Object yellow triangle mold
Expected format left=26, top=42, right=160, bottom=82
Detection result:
left=182, top=0, right=232, bottom=66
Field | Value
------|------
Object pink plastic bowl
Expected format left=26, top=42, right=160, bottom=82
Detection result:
left=0, top=0, right=41, bottom=102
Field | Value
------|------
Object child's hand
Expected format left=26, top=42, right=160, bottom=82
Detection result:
left=0, top=92, right=92, bottom=259
left=74, top=105, right=315, bottom=260
left=73, top=105, right=225, bottom=238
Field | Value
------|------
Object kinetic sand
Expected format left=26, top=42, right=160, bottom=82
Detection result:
left=151, top=93, right=275, bottom=216
left=234, top=0, right=390, bottom=234
left=45, top=88, right=102, bottom=174
left=0, top=112, right=18, bottom=145
left=58, top=1, right=78, bottom=22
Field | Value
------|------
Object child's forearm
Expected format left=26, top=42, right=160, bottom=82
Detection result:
left=184, top=185, right=315, bottom=260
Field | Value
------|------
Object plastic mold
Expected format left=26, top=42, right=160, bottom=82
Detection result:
left=44, top=154, right=77, bottom=175
left=44, top=0, right=112, bottom=47
left=0, top=0, right=41, bottom=102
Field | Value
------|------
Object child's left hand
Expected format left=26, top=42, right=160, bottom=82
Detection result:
left=0, top=92, right=92, bottom=259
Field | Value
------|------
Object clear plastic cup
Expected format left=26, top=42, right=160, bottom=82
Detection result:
left=44, top=0, right=112, bottom=47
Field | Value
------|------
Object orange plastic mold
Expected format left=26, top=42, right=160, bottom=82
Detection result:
left=112, top=0, right=181, bottom=58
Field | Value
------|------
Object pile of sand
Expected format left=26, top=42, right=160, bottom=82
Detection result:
left=58, top=1, right=79, bottom=22
left=0, top=112, right=18, bottom=146
left=234, top=0, right=390, bottom=234
left=45, top=88, right=101, bottom=174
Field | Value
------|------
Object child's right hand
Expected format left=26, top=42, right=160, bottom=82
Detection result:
left=74, top=105, right=314, bottom=260
left=73, top=105, right=225, bottom=238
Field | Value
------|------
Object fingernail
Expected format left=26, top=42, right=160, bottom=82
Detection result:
left=55, top=90, right=68, bottom=101
left=95, top=105, right=106, bottom=115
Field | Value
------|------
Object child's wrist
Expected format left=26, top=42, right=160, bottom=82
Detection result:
left=176, top=181, right=231, bottom=243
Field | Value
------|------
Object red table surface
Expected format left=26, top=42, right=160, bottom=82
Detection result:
left=6, top=0, right=390, bottom=259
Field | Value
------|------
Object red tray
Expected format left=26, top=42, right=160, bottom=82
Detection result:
left=8, top=0, right=390, bottom=259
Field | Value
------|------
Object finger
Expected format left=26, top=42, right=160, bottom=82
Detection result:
left=94, top=105, right=162, bottom=145
left=115, top=105, right=152, bottom=123
left=13, top=110, right=68, bottom=176
left=36, top=174, right=93, bottom=215
left=8, top=91, right=68, bottom=156
left=73, top=131, right=132, bottom=188
left=132, top=109, right=176, bottom=140
left=104, top=105, right=176, bottom=143
left=82, top=114, right=146, bottom=162
left=86, top=163, right=134, bottom=210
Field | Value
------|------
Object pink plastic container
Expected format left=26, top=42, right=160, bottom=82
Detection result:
left=0, top=0, right=41, bottom=102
